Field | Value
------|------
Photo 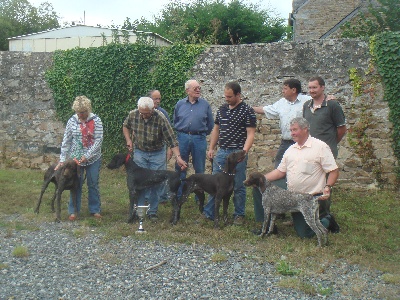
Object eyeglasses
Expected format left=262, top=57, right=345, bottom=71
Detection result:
left=192, top=86, right=201, bottom=91
left=139, top=110, right=153, bottom=117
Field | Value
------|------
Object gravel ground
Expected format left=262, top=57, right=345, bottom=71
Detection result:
left=0, top=217, right=398, bottom=300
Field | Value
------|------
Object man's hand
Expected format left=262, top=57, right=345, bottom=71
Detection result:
left=176, top=156, right=188, bottom=170
left=79, top=156, right=87, bottom=164
left=318, top=185, right=332, bottom=200
left=207, top=149, right=215, bottom=160
left=126, top=140, right=133, bottom=152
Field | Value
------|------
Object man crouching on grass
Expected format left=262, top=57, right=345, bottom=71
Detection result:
left=253, top=117, right=340, bottom=237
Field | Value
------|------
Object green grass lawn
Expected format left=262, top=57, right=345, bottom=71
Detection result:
left=1, top=166, right=399, bottom=297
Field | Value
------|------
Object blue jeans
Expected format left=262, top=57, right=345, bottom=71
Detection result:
left=176, top=132, right=207, bottom=201
left=68, top=158, right=101, bottom=214
left=203, top=148, right=248, bottom=219
left=156, top=146, right=169, bottom=203
left=134, top=147, right=166, bottom=216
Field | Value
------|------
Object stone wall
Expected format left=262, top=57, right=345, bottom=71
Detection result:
left=190, top=39, right=396, bottom=188
left=0, top=39, right=397, bottom=188
left=0, top=51, right=65, bottom=170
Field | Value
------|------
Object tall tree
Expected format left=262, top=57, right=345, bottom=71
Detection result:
left=128, top=0, right=286, bottom=45
left=341, top=0, right=400, bottom=38
left=0, top=0, right=60, bottom=50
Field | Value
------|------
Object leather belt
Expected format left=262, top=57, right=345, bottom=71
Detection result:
left=179, top=131, right=204, bottom=135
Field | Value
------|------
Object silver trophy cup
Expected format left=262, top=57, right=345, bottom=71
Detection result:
left=136, top=205, right=150, bottom=233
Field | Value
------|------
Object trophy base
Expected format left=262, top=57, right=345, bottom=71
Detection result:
left=135, top=229, right=147, bottom=234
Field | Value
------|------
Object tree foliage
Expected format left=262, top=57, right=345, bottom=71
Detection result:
left=124, top=0, right=286, bottom=45
left=341, top=0, right=400, bottom=39
left=0, top=0, right=59, bottom=50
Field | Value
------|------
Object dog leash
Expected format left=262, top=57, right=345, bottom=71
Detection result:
left=214, top=161, right=236, bottom=176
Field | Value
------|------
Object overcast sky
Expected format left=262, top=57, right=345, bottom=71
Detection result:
left=29, top=0, right=293, bottom=27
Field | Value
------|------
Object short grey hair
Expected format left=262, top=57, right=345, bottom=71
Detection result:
left=290, top=117, right=310, bottom=130
left=185, top=79, right=198, bottom=90
left=137, top=97, right=154, bottom=109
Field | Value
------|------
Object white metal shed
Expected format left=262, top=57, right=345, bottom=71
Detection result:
left=8, top=25, right=173, bottom=52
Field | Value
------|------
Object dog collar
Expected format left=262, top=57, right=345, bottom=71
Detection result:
left=216, top=162, right=235, bottom=176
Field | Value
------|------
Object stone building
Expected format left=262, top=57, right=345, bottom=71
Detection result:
left=291, top=0, right=378, bottom=41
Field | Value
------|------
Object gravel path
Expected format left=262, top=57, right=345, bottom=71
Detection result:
left=0, top=218, right=397, bottom=300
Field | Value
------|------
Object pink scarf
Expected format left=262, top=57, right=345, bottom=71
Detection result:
left=80, top=119, right=95, bottom=148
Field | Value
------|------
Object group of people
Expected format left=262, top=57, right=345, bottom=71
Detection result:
left=56, top=76, right=346, bottom=240
left=252, top=77, right=345, bottom=236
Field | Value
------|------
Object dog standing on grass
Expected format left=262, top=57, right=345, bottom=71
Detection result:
left=35, top=160, right=79, bottom=222
left=107, top=153, right=181, bottom=223
left=244, top=172, right=328, bottom=247
left=177, top=150, right=246, bottom=228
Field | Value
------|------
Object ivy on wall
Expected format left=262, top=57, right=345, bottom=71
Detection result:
left=45, top=43, right=205, bottom=159
left=348, top=31, right=400, bottom=184
left=347, top=66, right=386, bottom=187
left=374, top=32, right=400, bottom=179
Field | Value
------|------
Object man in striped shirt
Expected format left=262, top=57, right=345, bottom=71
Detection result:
left=201, top=81, right=257, bottom=226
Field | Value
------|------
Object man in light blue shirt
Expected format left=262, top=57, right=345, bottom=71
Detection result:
left=173, top=79, right=214, bottom=203
left=253, top=78, right=311, bottom=168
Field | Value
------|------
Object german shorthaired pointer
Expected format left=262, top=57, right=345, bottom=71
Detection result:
left=244, top=172, right=328, bottom=247
left=176, top=150, right=246, bottom=228
left=107, top=153, right=181, bottom=223
left=35, top=159, right=79, bottom=222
